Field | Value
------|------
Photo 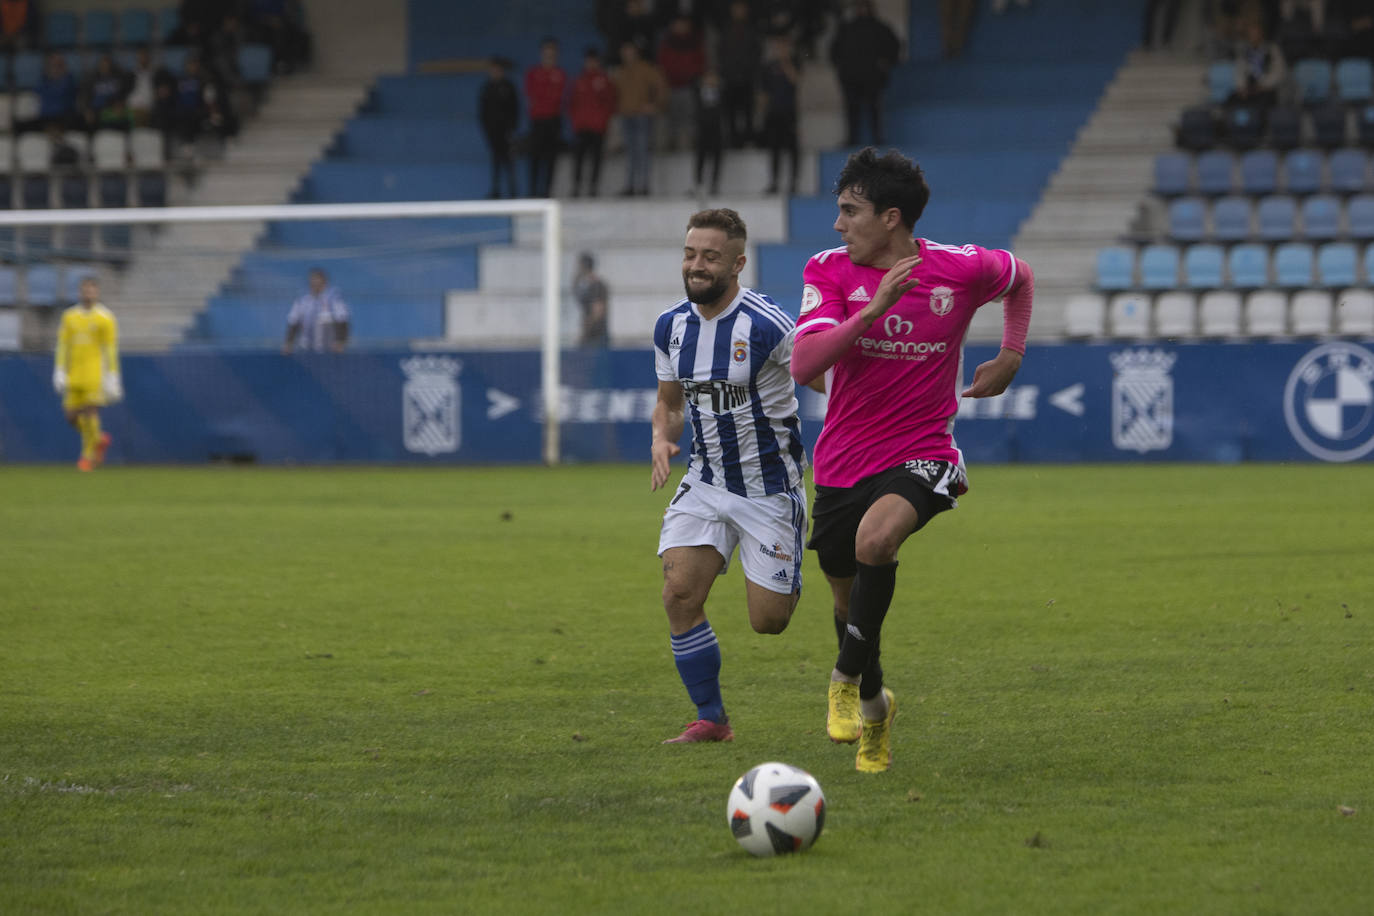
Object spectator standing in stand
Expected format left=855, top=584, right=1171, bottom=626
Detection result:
left=479, top=56, right=520, bottom=199
left=694, top=68, right=725, bottom=196
left=609, top=0, right=658, bottom=64
left=829, top=0, right=900, bottom=146
left=525, top=38, right=568, bottom=198
left=759, top=33, right=801, bottom=195
left=614, top=40, right=668, bottom=196
left=717, top=0, right=762, bottom=147
left=570, top=47, right=618, bottom=198
left=657, top=15, right=706, bottom=152
left=82, top=53, right=133, bottom=129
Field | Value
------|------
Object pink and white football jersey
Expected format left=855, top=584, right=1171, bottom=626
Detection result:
left=796, top=239, right=1016, bottom=488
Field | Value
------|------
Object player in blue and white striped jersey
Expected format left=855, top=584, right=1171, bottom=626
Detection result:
left=650, top=208, right=816, bottom=745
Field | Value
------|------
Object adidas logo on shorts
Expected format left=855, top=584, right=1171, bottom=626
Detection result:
left=772, top=569, right=789, bottom=582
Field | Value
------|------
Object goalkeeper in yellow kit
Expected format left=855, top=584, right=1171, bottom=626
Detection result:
left=53, top=277, right=121, bottom=471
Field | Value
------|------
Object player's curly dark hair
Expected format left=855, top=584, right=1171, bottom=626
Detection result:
left=833, top=147, right=930, bottom=230
left=687, top=208, right=748, bottom=242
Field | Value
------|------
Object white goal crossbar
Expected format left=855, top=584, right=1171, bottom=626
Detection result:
left=0, top=199, right=565, bottom=464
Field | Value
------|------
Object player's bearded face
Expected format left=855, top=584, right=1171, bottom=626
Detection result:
left=682, top=229, right=741, bottom=305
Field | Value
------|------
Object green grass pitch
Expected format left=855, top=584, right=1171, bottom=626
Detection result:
left=2, top=463, right=1371, bottom=914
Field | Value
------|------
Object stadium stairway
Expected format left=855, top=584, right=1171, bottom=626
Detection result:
left=996, top=50, right=1207, bottom=341
left=110, top=0, right=405, bottom=350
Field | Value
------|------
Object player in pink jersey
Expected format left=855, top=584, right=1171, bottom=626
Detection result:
left=790, top=147, right=1034, bottom=772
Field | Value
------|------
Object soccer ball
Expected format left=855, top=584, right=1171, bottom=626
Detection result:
left=726, top=762, right=826, bottom=856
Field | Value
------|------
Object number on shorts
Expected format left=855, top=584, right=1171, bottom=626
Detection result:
left=670, top=482, right=692, bottom=506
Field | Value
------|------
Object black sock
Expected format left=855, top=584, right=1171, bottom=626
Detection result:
left=859, top=637, right=884, bottom=701
left=833, top=610, right=847, bottom=650
left=835, top=561, right=898, bottom=680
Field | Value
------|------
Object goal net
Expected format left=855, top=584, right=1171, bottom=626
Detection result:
left=0, top=198, right=570, bottom=463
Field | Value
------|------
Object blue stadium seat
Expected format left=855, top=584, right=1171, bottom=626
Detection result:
left=1269, top=106, right=1302, bottom=151
left=1196, top=150, right=1235, bottom=195
left=1183, top=243, right=1225, bottom=289
left=1168, top=197, right=1207, bottom=241
left=98, top=173, right=128, bottom=207
left=1228, top=243, right=1269, bottom=287
left=1358, top=104, right=1374, bottom=146
left=22, top=173, right=49, bottom=209
left=1212, top=195, right=1252, bottom=241
left=1364, top=243, right=1374, bottom=282
left=25, top=264, right=60, bottom=306
left=1337, top=57, right=1373, bottom=103
left=1153, top=152, right=1191, bottom=196
left=60, top=173, right=90, bottom=208
left=1329, top=149, right=1368, bottom=193
left=1350, top=194, right=1374, bottom=237
left=1140, top=244, right=1180, bottom=290
left=1225, top=105, right=1264, bottom=149
left=1096, top=245, right=1135, bottom=290
left=83, top=10, right=116, bottom=47
left=120, top=9, right=153, bottom=46
left=1178, top=105, right=1217, bottom=151
left=45, top=11, right=80, bottom=48
left=13, top=51, right=42, bottom=90
left=0, top=266, right=16, bottom=305
left=160, top=46, right=189, bottom=74
left=1312, top=103, right=1349, bottom=147
left=1240, top=149, right=1279, bottom=195
left=157, top=6, right=180, bottom=42
left=1274, top=242, right=1315, bottom=287
left=1300, top=194, right=1341, bottom=240
left=1295, top=58, right=1333, bottom=104
left=1208, top=59, right=1236, bottom=103
left=1284, top=150, right=1324, bottom=194
left=238, top=43, right=272, bottom=85
left=137, top=171, right=167, bottom=207
left=1317, top=242, right=1359, bottom=287
left=1257, top=194, right=1298, bottom=240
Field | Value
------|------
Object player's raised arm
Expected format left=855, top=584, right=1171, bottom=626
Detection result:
left=650, top=380, right=685, bottom=490
left=962, top=255, right=1033, bottom=398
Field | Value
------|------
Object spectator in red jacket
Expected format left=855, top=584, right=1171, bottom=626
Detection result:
left=524, top=37, right=568, bottom=198
left=657, top=15, right=705, bottom=151
left=569, top=47, right=618, bottom=198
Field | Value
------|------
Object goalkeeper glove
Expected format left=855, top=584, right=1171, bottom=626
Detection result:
left=102, top=372, right=123, bottom=402
left=52, top=368, right=67, bottom=394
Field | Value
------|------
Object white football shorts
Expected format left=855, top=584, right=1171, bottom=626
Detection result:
left=658, top=478, right=807, bottom=594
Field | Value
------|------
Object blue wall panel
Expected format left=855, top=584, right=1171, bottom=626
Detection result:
left=4, top=341, right=1374, bottom=466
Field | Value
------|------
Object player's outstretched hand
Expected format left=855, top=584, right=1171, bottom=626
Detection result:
left=52, top=368, right=67, bottom=394
left=650, top=440, right=681, bottom=491
left=861, top=254, right=922, bottom=324
left=102, top=372, right=124, bottom=403
left=962, top=348, right=1022, bottom=398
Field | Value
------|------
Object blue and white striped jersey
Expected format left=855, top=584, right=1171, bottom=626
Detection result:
left=653, top=287, right=807, bottom=497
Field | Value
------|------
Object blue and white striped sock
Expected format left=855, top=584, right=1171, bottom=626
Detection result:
left=670, top=621, right=725, bottom=723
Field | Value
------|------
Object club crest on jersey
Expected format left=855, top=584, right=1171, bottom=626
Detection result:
left=733, top=339, right=748, bottom=363
left=800, top=283, right=823, bottom=315
left=929, top=285, right=954, bottom=316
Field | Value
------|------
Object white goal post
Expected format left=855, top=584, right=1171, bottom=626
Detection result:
left=0, top=199, right=565, bottom=464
